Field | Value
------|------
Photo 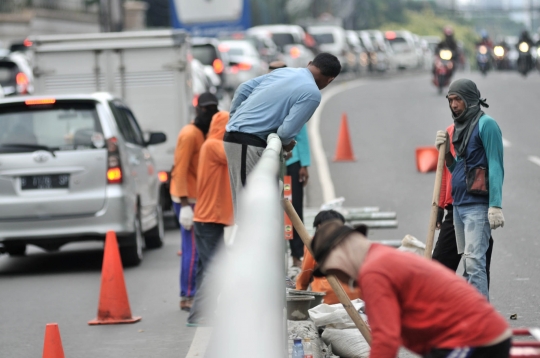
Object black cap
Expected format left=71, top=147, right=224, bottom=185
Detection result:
left=311, top=220, right=367, bottom=277
left=197, top=92, right=219, bottom=107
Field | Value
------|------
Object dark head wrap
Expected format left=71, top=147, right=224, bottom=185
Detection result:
left=447, top=79, right=489, bottom=157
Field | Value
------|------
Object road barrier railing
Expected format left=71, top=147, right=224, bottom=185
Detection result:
left=205, top=133, right=286, bottom=358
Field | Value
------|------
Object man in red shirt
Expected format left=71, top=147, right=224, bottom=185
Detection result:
left=311, top=220, right=511, bottom=358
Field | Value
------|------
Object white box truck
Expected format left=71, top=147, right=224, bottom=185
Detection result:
left=29, top=29, right=193, bottom=211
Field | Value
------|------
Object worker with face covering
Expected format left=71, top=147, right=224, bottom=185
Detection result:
left=170, top=92, right=219, bottom=311
left=435, top=79, right=504, bottom=300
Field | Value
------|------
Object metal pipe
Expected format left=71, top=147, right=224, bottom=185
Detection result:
left=206, top=133, right=285, bottom=358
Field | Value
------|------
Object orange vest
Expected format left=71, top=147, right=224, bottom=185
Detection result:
left=169, top=124, right=204, bottom=200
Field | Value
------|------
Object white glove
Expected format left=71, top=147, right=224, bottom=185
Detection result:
left=488, top=207, right=505, bottom=230
left=435, top=130, right=448, bottom=150
left=179, top=205, right=194, bottom=230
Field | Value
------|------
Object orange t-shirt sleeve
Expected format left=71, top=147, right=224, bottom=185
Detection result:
left=295, top=247, right=315, bottom=291
left=171, top=130, right=196, bottom=198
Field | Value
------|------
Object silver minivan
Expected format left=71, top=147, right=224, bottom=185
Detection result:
left=0, top=93, right=166, bottom=266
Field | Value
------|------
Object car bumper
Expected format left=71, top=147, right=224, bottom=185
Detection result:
left=0, top=185, right=136, bottom=244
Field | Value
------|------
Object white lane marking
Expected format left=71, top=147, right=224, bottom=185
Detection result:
left=528, top=156, right=540, bottom=167
left=502, top=137, right=511, bottom=147
left=309, top=79, right=367, bottom=203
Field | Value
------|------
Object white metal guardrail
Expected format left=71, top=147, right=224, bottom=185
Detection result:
left=205, top=133, right=286, bottom=358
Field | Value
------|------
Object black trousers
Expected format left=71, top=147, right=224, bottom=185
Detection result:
left=432, top=205, right=494, bottom=288
left=424, top=338, right=511, bottom=358
left=286, top=161, right=305, bottom=259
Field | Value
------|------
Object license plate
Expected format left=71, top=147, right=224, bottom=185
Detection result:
left=21, top=174, right=70, bottom=190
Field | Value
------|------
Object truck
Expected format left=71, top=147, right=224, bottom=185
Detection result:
left=29, top=29, right=193, bottom=212
left=169, top=0, right=251, bottom=37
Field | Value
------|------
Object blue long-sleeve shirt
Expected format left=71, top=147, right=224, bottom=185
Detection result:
left=226, top=67, right=321, bottom=145
left=286, top=124, right=311, bottom=167
left=448, top=115, right=504, bottom=208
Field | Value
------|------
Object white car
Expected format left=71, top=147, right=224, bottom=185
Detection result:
left=248, top=25, right=315, bottom=68
left=0, top=93, right=167, bottom=265
left=307, top=25, right=354, bottom=71
left=219, top=40, right=267, bottom=90
left=385, top=30, right=419, bottom=70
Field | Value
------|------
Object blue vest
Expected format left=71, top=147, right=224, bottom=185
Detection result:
left=451, top=118, right=489, bottom=206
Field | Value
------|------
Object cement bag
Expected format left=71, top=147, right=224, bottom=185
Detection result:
left=321, top=328, right=370, bottom=358
left=398, top=234, right=426, bottom=256
left=308, top=299, right=368, bottom=329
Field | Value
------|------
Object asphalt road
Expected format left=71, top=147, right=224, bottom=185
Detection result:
left=0, top=216, right=195, bottom=358
left=1, top=70, right=539, bottom=358
left=312, top=70, right=540, bottom=330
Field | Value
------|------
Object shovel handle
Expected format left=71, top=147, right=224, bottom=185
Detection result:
left=424, top=142, right=447, bottom=259
left=282, top=199, right=372, bottom=345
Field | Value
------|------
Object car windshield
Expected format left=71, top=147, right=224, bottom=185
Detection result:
left=311, top=33, right=335, bottom=44
left=192, top=45, right=218, bottom=66
left=272, top=33, right=295, bottom=47
left=0, top=101, right=104, bottom=154
left=388, top=37, right=410, bottom=53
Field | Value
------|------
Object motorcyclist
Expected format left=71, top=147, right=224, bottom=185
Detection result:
left=516, top=30, right=534, bottom=70
left=477, top=30, right=494, bottom=50
left=434, top=26, right=459, bottom=76
left=518, top=30, right=534, bottom=48
left=436, top=26, right=459, bottom=56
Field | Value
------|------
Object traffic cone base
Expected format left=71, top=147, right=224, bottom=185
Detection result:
left=416, top=147, right=439, bottom=173
left=88, top=316, right=141, bottom=325
left=43, top=323, right=65, bottom=358
left=333, top=113, right=356, bottom=162
left=88, top=231, right=141, bottom=325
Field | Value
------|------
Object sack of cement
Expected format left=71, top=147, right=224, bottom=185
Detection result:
left=321, top=328, right=370, bottom=358
left=397, top=234, right=426, bottom=256
left=308, top=299, right=368, bottom=329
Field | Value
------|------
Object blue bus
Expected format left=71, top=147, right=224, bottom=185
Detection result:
left=169, top=0, right=251, bottom=37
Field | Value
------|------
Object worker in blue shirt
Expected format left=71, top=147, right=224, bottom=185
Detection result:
left=435, top=78, right=504, bottom=300
left=224, top=53, right=341, bottom=219
left=267, top=61, right=312, bottom=267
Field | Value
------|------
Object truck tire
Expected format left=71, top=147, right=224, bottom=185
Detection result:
left=120, top=214, right=144, bottom=267
left=144, top=203, right=164, bottom=249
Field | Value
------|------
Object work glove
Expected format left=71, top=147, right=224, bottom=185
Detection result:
left=488, top=207, right=505, bottom=230
left=435, top=130, right=448, bottom=150
left=179, top=205, right=194, bottom=231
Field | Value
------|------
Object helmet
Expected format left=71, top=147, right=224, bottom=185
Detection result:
left=480, top=29, right=488, bottom=39
left=444, top=26, right=454, bottom=37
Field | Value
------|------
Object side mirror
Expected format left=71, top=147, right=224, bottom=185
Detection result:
left=146, top=132, right=167, bottom=146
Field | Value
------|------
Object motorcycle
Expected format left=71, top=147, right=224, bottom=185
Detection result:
left=476, top=45, right=491, bottom=75
left=517, top=41, right=534, bottom=76
left=433, top=49, right=454, bottom=94
left=493, top=45, right=509, bottom=70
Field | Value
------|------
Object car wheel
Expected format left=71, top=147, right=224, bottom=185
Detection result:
left=144, top=203, right=164, bottom=249
left=5, top=243, right=26, bottom=256
left=120, top=213, right=144, bottom=267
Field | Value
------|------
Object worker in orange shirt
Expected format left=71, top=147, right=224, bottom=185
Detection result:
left=296, top=210, right=361, bottom=304
left=187, top=111, right=233, bottom=326
left=170, top=92, right=219, bottom=311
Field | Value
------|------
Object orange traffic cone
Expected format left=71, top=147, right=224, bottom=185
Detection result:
left=88, top=231, right=141, bottom=325
left=333, top=113, right=356, bottom=162
left=42, top=323, right=65, bottom=358
left=415, top=147, right=439, bottom=173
